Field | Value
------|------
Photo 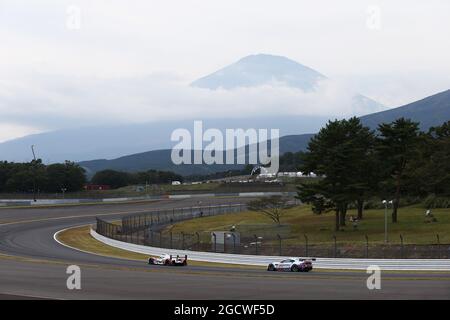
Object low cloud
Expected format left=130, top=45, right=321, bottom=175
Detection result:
left=0, top=122, right=42, bottom=143
left=0, top=72, right=379, bottom=141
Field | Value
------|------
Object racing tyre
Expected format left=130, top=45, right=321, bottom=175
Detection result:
left=148, top=258, right=155, bottom=265
left=267, top=264, right=275, bottom=271
left=164, top=259, right=170, bottom=266
left=291, top=265, right=299, bottom=272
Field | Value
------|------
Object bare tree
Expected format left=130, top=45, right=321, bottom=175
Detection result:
left=247, top=196, right=294, bottom=225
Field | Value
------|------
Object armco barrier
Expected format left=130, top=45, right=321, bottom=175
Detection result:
left=90, top=228, right=450, bottom=271
left=1, top=191, right=292, bottom=207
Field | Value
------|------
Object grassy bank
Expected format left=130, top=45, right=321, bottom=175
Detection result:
left=166, top=205, right=450, bottom=245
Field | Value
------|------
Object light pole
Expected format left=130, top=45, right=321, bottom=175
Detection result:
left=61, top=187, right=67, bottom=199
left=382, top=200, right=393, bottom=243
left=31, top=145, right=37, bottom=202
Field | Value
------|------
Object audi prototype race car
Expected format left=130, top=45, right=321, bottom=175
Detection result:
left=148, top=254, right=188, bottom=266
left=267, top=257, right=315, bottom=272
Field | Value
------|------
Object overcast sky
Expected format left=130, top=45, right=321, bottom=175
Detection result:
left=1, top=0, right=450, bottom=142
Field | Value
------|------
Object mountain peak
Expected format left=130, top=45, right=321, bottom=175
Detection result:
left=191, top=53, right=326, bottom=91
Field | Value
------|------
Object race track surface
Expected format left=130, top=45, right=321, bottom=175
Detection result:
left=1, top=198, right=449, bottom=300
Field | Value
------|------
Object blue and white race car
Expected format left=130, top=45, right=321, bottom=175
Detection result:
left=267, top=257, right=315, bottom=272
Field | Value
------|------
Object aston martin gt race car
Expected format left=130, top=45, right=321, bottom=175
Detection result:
left=148, top=254, right=188, bottom=266
left=267, top=257, right=315, bottom=272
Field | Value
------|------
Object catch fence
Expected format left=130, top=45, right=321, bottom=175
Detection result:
left=95, top=204, right=450, bottom=259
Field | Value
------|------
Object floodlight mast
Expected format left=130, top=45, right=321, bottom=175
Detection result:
left=382, top=199, right=393, bottom=243
left=31, top=145, right=37, bottom=202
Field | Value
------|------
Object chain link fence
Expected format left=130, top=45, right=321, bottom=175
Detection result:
left=96, top=205, right=450, bottom=259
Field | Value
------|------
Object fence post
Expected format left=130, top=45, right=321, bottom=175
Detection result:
left=277, top=234, right=282, bottom=256
left=304, top=234, right=309, bottom=257
left=437, top=234, right=441, bottom=259
left=181, top=232, right=185, bottom=250
left=400, top=234, right=404, bottom=259
left=195, top=232, right=200, bottom=250
left=231, top=233, right=236, bottom=253
left=333, top=235, right=337, bottom=258
left=223, top=233, right=227, bottom=253
left=170, top=231, right=173, bottom=249
left=212, top=232, right=217, bottom=252
left=196, top=232, right=200, bottom=246
left=365, top=235, right=369, bottom=258
left=254, top=234, right=258, bottom=255
left=130, top=227, right=134, bottom=243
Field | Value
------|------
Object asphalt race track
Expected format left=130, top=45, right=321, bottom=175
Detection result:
left=1, top=197, right=450, bottom=299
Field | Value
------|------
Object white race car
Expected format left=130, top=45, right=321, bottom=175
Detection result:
left=148, top=254, right=188, bottom=266
left=267, top=257, right=315, bottom=272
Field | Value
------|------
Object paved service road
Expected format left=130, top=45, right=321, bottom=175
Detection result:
left=1, top=198, right=450, bottom=299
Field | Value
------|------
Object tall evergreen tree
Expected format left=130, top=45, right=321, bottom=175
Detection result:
left=377, top=118, right=420, bottom=223
left=297, top=117, right=376, bottom=230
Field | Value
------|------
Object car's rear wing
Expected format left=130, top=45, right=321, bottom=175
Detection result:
left=299, top=258, right=316, bottom=261
left=170, top=254, right=188, bottom=261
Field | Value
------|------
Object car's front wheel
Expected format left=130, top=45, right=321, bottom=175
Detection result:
left=267, top=264, right=275, bottom=271
left=291, top=265, right=299, bottom=272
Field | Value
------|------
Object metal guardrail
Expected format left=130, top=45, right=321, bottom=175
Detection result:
left=1, top=192, right=293, bottom=207
left=96, top=203, right=246, bottom=241
left=90, top=229, right=450, bottom=271
left=96, top=200, right=450, bottom=259
left=121, top=203, right=245, bottom=233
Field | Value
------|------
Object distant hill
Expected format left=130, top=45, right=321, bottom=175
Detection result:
left=79, top=134, right=315, bottom=177
left=0, top=117, right=327, bottom=163
left=360, top=89, right=450, bottom=131
left=79, top=89, right=450, bottom=176
left=0, top=53, right=382, bottom=163
left=191, top=54, right=326, bottom=91
left=192, top=53, right=383, bottom=113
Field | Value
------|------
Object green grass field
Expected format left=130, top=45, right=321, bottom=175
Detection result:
left=166, top=205, right=450, bottom=245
